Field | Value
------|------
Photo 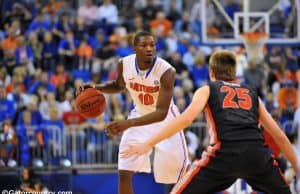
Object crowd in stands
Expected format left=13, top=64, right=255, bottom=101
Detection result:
left=0, top=0, right=299, bottom=182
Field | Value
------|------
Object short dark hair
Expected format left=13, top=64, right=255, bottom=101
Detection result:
left=209, top=50, right=236, bottom=81
left=133, top=31, right=155, bottom=46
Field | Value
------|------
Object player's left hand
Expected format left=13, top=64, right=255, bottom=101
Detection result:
left=106, top=120, right=131, bottom=137
left=121, top=143, right=152, bottom=158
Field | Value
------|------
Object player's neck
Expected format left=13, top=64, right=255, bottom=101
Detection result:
left=136, top=56, right=153, bottom=70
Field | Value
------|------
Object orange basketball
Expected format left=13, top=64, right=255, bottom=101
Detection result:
left=75, top=88, right=106, bottom=119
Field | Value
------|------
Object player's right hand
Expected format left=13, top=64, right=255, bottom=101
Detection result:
left=76, top=83, right=95, bottom=96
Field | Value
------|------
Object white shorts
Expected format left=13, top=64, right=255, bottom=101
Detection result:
left=118, top=107, right=189, bottom=184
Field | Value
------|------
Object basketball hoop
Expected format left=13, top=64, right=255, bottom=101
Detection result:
left=240, top=32, right=268, bottom=64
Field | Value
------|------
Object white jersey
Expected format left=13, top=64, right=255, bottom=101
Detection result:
left=122, top=54, right=176, bottom=115
left=120, top=54, right=189, bottom=183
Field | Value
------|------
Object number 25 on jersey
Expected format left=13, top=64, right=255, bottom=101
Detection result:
left=221, top=86, right=252, bottom=110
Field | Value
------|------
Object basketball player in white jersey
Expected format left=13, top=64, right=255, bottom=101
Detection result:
left=78, top=31, right=189, bottom=194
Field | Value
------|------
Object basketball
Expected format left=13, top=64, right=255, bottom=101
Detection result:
left=75, top=88, right=106, bottom=119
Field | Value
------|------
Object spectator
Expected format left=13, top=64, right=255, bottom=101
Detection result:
left=130, top=15, right=148, bottom=33
left=182, top=78, right=194, bottom=105
left=77, top=0, right=99, bottom=27
left=7, top=81, right=29, bottom=113
left=26, top=11, right=51, bottom=37
left=0, top=85, right=15, bottom=123
left=42, top=32, right=57, bottom=72
left=98, top=0, right=119, bottom=24
left=2, top=27, right=18, bottom=52
left=173, top=86, right=184, bottom=104
left=139, top=0, right=161, bottom=24
left=0, top=67, right=11, bottom=87
left=277, top=82, right=298, bottom=122
left=174, top=11, right=190, bottom=35
left=28, top=72, right=55, bottom=95
left=284, top=47, right=298, bottom=72
left=77, top=40, right=93, bottom=71
left=224, top=0, right=240, bottom=19
left=89, top=29, right=106, bottom=51
left=93, top=36, right=118, bottom=76
left=26, top=0, right=43, bottom=19
left=62, top=100, right=86, bottom=131
left=107, top=94, right=126, bottom=120
left=0, top=118, right=17, bottom=167
left=1, top=0, right=19, bottom=23
left=17, top=95, right=43, bottom=127
left=18, top=167, right=48, bottom=192
left=265, top=46, right=286, bottom=88
left=176, top=32, right=190, bottom=56
left=59, top=89, right=73, bottom=113
left=54, top=0, right=76, bottom=19
left=19, top=168, right=35, bottom=191
left=235, top=47, right=248, bottom=78
left=17, top=110, right=44, bottom=166
left=153, top=32, right=167, bottom=55
left=98, top=0, right=119, bottom=35
left=39, top=92, right=61, bottom=120
left=10, top=20, right=22, bottom=37
left=190, top=52, right=209, bottom=88
left=150, top=11, right=172, bottom=37
left=165, top=30, right=178, bottom=54
left=41, top=107, right=64, bottom=133
left=74, top=16, right=89, bottom=41
left=50, top=64, right=67, bottom=88
left=52, top=12, right=73, bottom=40
left=115, top=38, right=133, bottom=58
left=1, top=46, right=18, bottom=77
left=166, top=52, right=190, bottom=85
left=5, top=73, right=26, bottom=94
left=243, top=60, right=265, bottom=97
left=42, top=0, right=63, bottom=17
left=166, top=0, right=181, bottom=24
left=28, top=32, right=43, bottom=69
left=183, top=45, right=197, bottom=70
left=176, top=97, right=186, bottom=113
left=14, top=36, right=35, bottom=75
left=58, top=31, right=78, bottom=71
left=9, top=3, right=32, bottom=30
left=265, top=92, right=276, bottom=113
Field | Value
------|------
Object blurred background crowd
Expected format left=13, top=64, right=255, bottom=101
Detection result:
left=0, top=0, right=299, bottom=192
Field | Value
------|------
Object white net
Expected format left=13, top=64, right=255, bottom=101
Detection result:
left=241, top=32, right=268, bottom=63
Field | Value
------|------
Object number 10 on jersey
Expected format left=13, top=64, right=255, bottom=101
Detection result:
left=138, top=93, right=154, bottom=105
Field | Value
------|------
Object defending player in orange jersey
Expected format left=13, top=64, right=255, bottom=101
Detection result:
left=123, top=50, right=299, bottom=194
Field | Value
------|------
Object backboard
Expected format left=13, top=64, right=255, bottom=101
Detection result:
left=201, top=0, right=300, bottom=45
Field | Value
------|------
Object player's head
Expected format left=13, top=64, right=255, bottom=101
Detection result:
left=209, top=50, right=236, bottom=81
left=133, top=31, right=156, bottom=64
